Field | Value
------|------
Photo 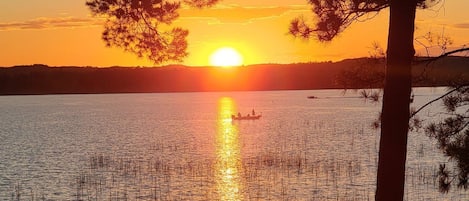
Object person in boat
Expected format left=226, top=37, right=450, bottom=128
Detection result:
left=237, top=112, right=241, bottom=118
left=252, top=109, right=256, bottom=116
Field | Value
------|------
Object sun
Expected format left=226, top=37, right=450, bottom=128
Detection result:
left=209, top=47, right=243, bottom=67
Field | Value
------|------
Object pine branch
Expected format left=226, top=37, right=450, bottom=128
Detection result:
left=410, top=85, right=467, bottom=118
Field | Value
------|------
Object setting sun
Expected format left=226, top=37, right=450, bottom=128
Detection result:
left=209, top=47, right=243, bottom=67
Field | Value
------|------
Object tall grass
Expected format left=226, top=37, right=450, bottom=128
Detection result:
left=6, top=126, right=468, bottom=201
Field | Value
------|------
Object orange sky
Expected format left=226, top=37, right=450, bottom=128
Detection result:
left=1, top=0, right=468, bottom=67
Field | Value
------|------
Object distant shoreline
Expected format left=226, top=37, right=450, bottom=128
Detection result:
left=1, top=57, right=467, bottom=95
left=0, top=86, right=455, bottom=96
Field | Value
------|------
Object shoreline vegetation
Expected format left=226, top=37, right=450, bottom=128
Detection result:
left=0, top=56, right=467, bottom=95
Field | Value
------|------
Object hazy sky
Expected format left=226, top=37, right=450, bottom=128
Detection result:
left=1, top=0, right=468, bottom=67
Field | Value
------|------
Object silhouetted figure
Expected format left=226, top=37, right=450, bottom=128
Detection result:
left=237, top=112, right=241, bottom=118
left=252, top=109, right=256, bottom=116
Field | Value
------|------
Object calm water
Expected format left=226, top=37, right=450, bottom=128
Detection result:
left=0, top=88, right=467, bottom=200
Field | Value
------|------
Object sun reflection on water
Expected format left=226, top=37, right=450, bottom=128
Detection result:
left=216, top=97, right=243, bottom=201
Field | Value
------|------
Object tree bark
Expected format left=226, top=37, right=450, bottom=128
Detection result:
left=375, top=1, right=417, bottom=201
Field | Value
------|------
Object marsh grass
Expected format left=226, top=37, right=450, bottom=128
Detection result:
left=7, top=151, right=464, bottom=200
left=6, top=124, right=467, bottom=201
left=64, top=141, right=445, bottom=201
left=71, top=152, right=371, bottom=200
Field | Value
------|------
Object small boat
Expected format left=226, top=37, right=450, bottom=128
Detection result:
left=232, top=114, right=262, bottom=120
left=307, top=96, right=318, bottom=99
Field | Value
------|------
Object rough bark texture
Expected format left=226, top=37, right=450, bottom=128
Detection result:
left=375, top=1, right=417, bottom=201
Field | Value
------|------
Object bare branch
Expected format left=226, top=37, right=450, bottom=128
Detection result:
left=410, top=85, right=467, bottom=118
left=416, top=47, right=469, bottom=64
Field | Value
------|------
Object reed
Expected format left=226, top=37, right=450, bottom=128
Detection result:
left=62, top=148, right=440, bottom=200
left=6, top=127, right=469, bottom=200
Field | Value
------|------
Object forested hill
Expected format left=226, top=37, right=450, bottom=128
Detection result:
left=0, top=57, right=467, bottom=95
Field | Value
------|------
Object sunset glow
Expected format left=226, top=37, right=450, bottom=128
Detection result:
left=2, top=0, right=469, bottom=199
left=0, top=1, right=468, bottom=67
left=209, top=47, right=243, bottom=67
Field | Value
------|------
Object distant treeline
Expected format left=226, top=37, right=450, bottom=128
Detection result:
left=0, top=57, right=467, bottom=95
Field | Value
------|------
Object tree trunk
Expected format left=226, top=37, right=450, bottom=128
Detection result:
left=375, top=1, right=417, bottom=201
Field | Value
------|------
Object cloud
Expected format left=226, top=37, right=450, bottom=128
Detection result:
left=0, top=5, right=311, bottom=30
left=416, top=19, right=469, bottom=30
left=452, top=23, right=469, bottom=29
left=0, top=17, right=102, bottom=31
left=179, top=5, right=310, bottom=24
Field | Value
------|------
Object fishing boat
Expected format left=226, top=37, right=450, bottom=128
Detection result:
left=231, top=114, right=262, bottom=120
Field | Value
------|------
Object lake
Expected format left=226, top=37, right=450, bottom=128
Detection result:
left=0, top=88, right=467, bottom=200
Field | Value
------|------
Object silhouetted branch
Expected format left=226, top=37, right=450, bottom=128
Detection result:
left=289, top=0, right=389, bottom=41
left=410, top=44, right=469, bottom=118
left=416, top=47, right=469, bottom=64
left=410, top=85, right=467, bottom=119
left=86, top=0, right=217, bottom=64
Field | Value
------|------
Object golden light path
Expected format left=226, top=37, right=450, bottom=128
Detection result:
left=215, top=97, right=244, bottom=200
